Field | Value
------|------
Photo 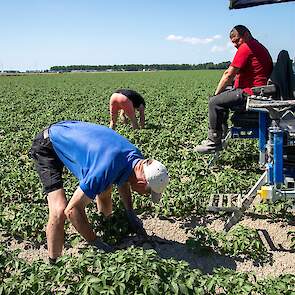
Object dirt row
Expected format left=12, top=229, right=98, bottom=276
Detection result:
left=2, top=213, right=295, bottom=279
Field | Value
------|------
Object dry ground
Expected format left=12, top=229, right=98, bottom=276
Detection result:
left=2, top=213, right=295, bottom=280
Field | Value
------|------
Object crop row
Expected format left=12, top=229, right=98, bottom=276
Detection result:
left=0, top=71, right=294, bottom=294
left=0, top=71, right=261, bottom=241
left=1, top=246, right=295, bottom=295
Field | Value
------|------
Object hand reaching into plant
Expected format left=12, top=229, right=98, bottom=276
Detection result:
left=89, top=238, right=114, bottom=253
left=125, top=209, right=147, bottom=236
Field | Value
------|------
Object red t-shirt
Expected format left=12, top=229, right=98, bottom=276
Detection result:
left=231, top=39, right=273, bottom=95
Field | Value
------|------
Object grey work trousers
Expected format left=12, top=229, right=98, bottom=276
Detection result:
left=208, top=88, right=247, bottom=131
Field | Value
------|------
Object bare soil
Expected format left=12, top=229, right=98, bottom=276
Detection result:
left=2, top=213, right=295, bottom=280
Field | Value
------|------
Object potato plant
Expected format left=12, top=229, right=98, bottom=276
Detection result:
left=89, top=205, right=133, bottom=245
left=1, top=245, right=294, bottom=295
left=187, top=225, right=270, bottom=263
left=0, top=71, right=294, bottom=293
left=254, top=199, right=294, bottom=221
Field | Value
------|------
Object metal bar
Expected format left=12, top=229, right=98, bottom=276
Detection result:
left=267, top=163, right=274, bottom=184
left=248, top=99, right=295, bottom=109
left=227, top=194, right=232, bottom=207
left=274, top=189, right=295, bottom=198
left=224, top=171, right=267, bottom=231
left=273, top=129, right=284, bottom=184
left=218, top=194, right=223, bottom=208
left=208, top=194, right=214, bottom=207
left=207, top=152, right=219, bottom=167
left=237, top=194, right=242, bottom=208
left=259, top=112, right=267, bottom=166
left=241, top=171, right=267, bottom=204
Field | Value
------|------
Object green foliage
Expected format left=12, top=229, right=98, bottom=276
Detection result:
left=0, top=246, right=204, bottom=294
left=50, top=61, right=231, bottom=72
left=187, top=225, right=270, bottom=263
left=255, top=274, right=295, bottom=295
left=1, top=71, right=294, bottom=294
left=186, top=226, right=221, bottom=254
left=254, top=199, right=294, bottom=221
left=0, top=203, right=46, bottom=242
left=0, top=70, right=239, bottom=242
left=89, top=205, right=133, bottom=245
left=1, top=246, right=294, bottom=295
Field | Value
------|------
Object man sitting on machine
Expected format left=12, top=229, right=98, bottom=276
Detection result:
left=195, top=25, right=273, bottom=154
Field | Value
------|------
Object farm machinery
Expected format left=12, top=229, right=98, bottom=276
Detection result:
left=224, top=91, right=295, bottom=231
left=211, top=0, right=295, bottom=231
left=207, top=91, right=295, bottom=230
left=208, top=50, right=295, bottom=231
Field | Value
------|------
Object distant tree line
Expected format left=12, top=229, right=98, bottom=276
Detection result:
left=50, top=62, right=231, bottom=72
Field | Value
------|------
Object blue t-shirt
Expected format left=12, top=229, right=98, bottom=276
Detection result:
left=49, top=121, right=143, bottom=199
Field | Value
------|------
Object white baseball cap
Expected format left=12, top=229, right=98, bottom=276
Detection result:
left=143, top=159, right=169, bottom=203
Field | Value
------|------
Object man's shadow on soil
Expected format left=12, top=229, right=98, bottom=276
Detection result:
left=114, top=233, right=238, bottom=274
left=116, top=214, right=277, bottom=273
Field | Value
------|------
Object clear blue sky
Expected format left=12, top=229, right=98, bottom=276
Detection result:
left=1, top=0, right=294, bottom=71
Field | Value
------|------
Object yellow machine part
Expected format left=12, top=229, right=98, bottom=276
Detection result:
left=257, top=186, right=272, bottom=201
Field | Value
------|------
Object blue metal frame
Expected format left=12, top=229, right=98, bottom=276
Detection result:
left=230, top=111, right=269, bottom=165
left=272, top=129, right=284, bottom=184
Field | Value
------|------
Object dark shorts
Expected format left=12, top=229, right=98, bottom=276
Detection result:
left=29, top=129, right=64, bottom=194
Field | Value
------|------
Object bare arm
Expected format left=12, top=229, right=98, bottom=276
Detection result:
left=118, top=182, right=133, bottom=210
left=120, top=110, right=128, bottom=124
left=138, top=104, right=145, bottom=128
left=64, top=187, right=96, bottom=241
left=214, top=66, right=239, bottom=95
left=109, top=111, right=118, bottom=129
left=130, top=113, right=139, bottom=129
left=109, top=97, right=118, bottom=129
left=118, top=182, right=146, bottom=235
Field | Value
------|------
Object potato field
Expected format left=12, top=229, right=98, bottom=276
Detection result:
left=0, top=71, right=295, bottom=294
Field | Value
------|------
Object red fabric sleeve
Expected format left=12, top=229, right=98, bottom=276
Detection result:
left=231, top=43, right=251, bottom=69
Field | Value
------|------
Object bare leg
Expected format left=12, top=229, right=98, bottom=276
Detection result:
left=130, top=114, right=139, bottom=129
left=120, top=110, right=128, bottom=124
left=64, top=187, right=96, bottom=242
left=46, top=188, right=67, bottom=259
left=138, top=105, right=145, bottom=129
left=109, top=94, right=118, bottom=129
left=109, top=112, right=117, bottom=129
